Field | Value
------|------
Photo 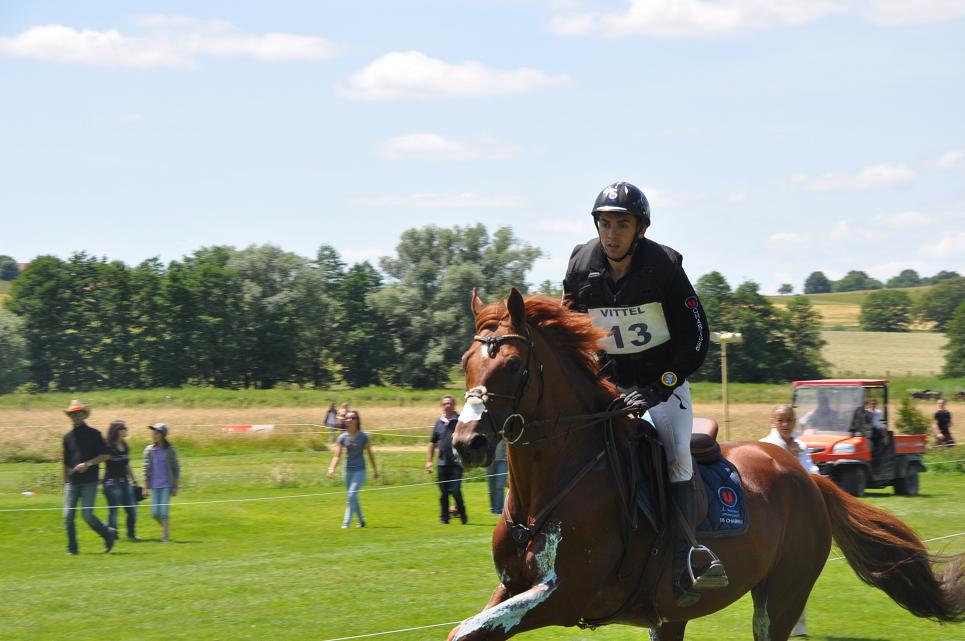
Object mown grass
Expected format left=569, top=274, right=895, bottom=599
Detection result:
left=0, top=451, right=962, bottom=641
left=822, top=331, right=948, bottom=377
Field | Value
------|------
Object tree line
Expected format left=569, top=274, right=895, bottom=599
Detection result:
left=0, top=225, right=862, bottom=393
left=801, top=268, right=959, bottom=294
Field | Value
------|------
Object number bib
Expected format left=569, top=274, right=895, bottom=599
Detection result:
left=588, top=302, right=671, bottom=355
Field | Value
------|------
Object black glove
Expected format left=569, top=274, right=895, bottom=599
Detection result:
left=621, top=386, right=665, bottom=415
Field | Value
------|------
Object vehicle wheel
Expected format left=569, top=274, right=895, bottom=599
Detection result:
left=837, top=467, right=866, bottom=497
left=894, top=469, right=920, bottom=496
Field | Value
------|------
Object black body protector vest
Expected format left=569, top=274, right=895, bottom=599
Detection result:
left=563, top=237, right=708, bottom=391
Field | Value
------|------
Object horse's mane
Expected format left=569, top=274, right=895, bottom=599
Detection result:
left=474, top=294, right=617, bottom=397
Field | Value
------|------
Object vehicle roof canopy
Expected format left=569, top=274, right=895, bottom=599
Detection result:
left=793, top=379, right=887, bottom=387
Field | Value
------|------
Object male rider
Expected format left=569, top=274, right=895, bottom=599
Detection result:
left=562, top=181, right=725, bottom=607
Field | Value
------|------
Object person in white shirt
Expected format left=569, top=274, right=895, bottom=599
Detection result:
left=760, top=404, right=817, bottom=636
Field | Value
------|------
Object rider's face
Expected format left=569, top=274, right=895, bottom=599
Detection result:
left=596, top=212, right=645, bottom=261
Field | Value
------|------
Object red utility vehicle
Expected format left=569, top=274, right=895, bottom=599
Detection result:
left=792, top=379, right=927, bottom=497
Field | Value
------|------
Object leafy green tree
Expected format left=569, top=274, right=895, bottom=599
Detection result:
left=778, top=283, right=793, bottom=295
left=0, top=255, right=18, bottom=281
left=374, top=224, right=541, bottom=388
left=782, top=296, right=828, bottom=379
left=291, top=250, right=341, bottom=387
left=692, top=271, right=732, bottom=382
left=895, top=395, right=930, bottom=435
left=833, top=270, right=883, bottom=292
left=337, top=262, right=392, bottom=387
left=0, top=306, right=29, bottom=393
left=7, top=256, right=71, bottom=390
left=942, top=301, right=965, bottom=377
left=923, top=270, right=959, bottom=285
left=915, top=276, right=965, bottom=331
left=803, top=271, right=832, bottom=294
left=859, top=289, right=913, bottom=332
left=885, top=269, right=922, bottom=288
left=719, top=282, right=796, bottom=383
left=533, top=280, right=562, bottom=298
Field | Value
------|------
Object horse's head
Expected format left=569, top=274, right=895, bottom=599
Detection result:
left=453, top=287, right=538, bottom=468
left=453, top=286, right=614, bottom=468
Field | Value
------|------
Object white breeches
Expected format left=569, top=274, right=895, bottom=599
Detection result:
left=621, top=381, right=693, bottom=483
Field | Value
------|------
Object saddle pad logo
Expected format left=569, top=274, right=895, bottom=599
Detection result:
left=717, top=486, right=738, bottom=508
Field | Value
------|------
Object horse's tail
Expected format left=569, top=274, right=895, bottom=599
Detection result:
left=813, top=473, right=965, bottom=623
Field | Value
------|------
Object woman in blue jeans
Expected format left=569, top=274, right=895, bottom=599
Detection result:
left=143, top=423, right=180, bottom=542
left=327, top=411, right=378, bottom=528
left=102, top=420, right=139, bottom=541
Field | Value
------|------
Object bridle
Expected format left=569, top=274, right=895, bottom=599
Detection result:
left=467, top=328, right=543, bottom=444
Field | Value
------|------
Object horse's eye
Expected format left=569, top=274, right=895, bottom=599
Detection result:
left=506, top=356, right=522, bottom=373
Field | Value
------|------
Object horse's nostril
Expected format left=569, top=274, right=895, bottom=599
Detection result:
left=469, top=434, right=488, bottom=451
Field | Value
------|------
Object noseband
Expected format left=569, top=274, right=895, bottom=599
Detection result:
left=469, top=329, right=543, bottom=444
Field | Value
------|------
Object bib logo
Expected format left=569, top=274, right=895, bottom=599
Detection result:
left=718, top=486, right=738, bottom=508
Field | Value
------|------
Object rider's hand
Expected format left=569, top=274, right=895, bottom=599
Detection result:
left=621, top=386, right=666, bottom=415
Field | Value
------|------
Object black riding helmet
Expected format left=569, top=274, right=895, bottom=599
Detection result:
left=591, top=181, right=651, bottom=226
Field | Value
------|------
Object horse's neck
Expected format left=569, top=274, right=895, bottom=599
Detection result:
left=507, top=383, right=611, bottom=517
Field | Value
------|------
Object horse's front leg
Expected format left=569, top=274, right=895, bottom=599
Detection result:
left=447, top=578, right=561, bottom=641
left=447, top=521, right=572, bottom=641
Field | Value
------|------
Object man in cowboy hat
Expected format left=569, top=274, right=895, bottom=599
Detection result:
left=62, top=399, right=115, bottom=554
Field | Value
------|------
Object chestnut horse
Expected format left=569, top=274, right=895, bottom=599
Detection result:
left=449, top=288, right=964, bottom=641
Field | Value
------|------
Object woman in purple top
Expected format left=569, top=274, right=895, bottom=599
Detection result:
left=327, top=411, right=378, bottom=528
left=143, top=423, right=180, bottom=542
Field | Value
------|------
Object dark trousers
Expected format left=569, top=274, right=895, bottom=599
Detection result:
left=64, top=481, right=110, bottom=553
left=437, top=464, right=466, bottom=522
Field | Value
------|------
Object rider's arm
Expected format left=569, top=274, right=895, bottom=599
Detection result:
left=662, top=258, right=710, bottom=386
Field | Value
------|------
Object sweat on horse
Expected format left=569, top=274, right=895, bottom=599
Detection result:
left=448, top=288, right=965, bottom=641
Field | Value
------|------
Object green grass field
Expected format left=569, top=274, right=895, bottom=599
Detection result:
left=821, top=330, right=948, bottom=377
left=1, top=449, right=962, bottom=641
left=768, top=286, right=936, bottom=330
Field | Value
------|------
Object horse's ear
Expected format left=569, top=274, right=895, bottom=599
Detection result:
left=507, top=287, right=526, bottom=328
left=470, top=288, right=485, bottom=317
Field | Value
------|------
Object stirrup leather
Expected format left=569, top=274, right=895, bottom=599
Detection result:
left=687, top=545, right=729, bottom=590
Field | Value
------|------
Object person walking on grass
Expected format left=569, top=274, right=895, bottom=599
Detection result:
left=62, top=400, right=116, bottom=555
left=327, top=410, right=378, bottom=528
left=144, top=423, right=180, bottom=542
left=103, top=420, right=140, bottom=541
left=426, top=395, right=467, bottom=524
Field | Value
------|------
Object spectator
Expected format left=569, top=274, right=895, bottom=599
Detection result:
left=800, top=391, right=839, bottom=430
left=103, top=420, right=139, bottom=542
left=144, top=423, right=180, bottom=542
left=934, top=399, right=955, bottom=447
left=760, top=404, right=817, bottom=636
left=867, top=398, right=885, bottom=430
left=61, top=400, right=115, bottom=555
left=486, top=439, right=508, bottom=515
left=324, top=402, right=339, bottom=442
left=336, top=402, right=351, bottom=424
left=327, top=410, right=378, bottom=528
left=426, top=395, right=467, bottom=524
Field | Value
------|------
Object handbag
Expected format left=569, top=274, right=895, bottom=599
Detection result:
left=134, top=485, right=146, bottom=502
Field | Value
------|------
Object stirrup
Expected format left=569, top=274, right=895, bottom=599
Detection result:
left=688, top=545, right=729, bottom=590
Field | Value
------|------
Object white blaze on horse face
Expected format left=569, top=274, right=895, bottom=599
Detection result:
left=479, top=343, right=492, bottom=360
left=459, top=396, right=487, bottom=424
left=453, top=522, right=563, bottom=640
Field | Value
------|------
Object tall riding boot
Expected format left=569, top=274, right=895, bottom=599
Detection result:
left=670, top=480, right=702, bottom=607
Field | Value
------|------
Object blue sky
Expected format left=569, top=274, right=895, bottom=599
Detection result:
left=2, top=1, right=963, bottom=293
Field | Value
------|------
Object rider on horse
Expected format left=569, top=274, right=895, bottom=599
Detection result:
left=562, top=181, right=727, bottom=607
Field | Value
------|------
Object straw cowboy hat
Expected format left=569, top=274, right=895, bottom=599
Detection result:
left=64, top=399, right=90, bottom=418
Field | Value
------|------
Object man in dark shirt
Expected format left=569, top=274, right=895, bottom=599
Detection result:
left=934, top=399, right=954, bottom=447
left=62, top=400, right=115, bottom=554
left=425, top=395, right=467, bottom=524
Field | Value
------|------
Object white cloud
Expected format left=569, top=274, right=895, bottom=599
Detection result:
left=644, top=187, right=705, bottom=209
left=346, top=193, right=528, bottom=208
left=120, top=113, right=143, bottom=125
left=548, top=0, right=843, bottom=38
left=528, top=219, right=584, bottom=233
left=336, top=51, right=571, bottom=101
left=936, top=149, right=965, bottom=170
left=767, top=232, right=808, bottom=247
left=723, top=191, right=746, bottom=204
left=548, top=0, right=965, bottom=38
left=376, top=133, right=521, bottom=161
left=873, top=211, right=933, bottom=229
left=918, top=231, right=965, bottom=258
left=0, top=17, right=339, bottom=68
left=792, top=162, right=917, bottom=191
left=829, top=220, right=887, bottom=242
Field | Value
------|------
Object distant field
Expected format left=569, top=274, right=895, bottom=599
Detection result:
left=769, top=286, right=934, bottom=330
left=821, top=330, right=948, bottom=376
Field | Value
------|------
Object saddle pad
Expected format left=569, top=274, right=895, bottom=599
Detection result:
left=695, top=457, right=749, bottom=538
